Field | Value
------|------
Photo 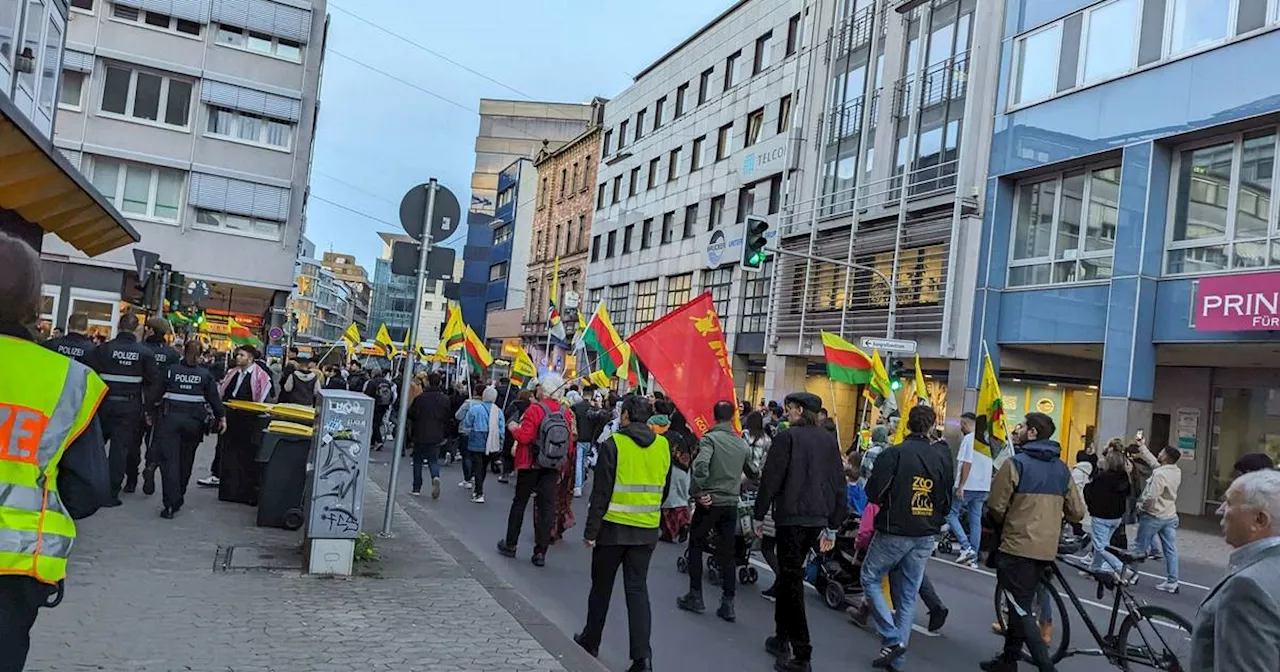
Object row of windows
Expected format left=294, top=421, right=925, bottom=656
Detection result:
left=1012, top=0, right=1279, bottom=108
left=0, top=0, right=65, bottom=125
left=601, top=12, right=802, bottom=159
left=533, top=216, right=588, bottom=261
left=589, top=261, right=773, bottom=338
left=1006, top=124, right=1280, bottom=287
left=595, top=94, right=793, bottom=211
left=78, top=2, right=305, bottom=62
left=60, top=63, right=296, bottom=151
left=538, top=157, right=593, bottom=208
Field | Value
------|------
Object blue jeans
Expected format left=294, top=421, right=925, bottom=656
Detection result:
left=575, top=441, right=592, bottom=490
left=860, top=533, right=935, bottom=668
left=412, top=442, right=443, bottom=491
left=1090, top=517, right=1125, bottom=574
left=945, top=490, right=988, bottom=553
left=1135, top=513, right=1179, bottom=583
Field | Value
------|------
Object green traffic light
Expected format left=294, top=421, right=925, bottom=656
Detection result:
left=890, top=378, right=902, bottom=391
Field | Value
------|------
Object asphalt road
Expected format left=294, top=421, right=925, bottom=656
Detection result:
left=370, top=455, right=1222, bottom=672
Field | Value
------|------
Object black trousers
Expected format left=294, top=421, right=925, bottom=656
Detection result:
left=687, top=504, right=738, bottom=598
left=156, top=408, right=205, bottom=510
left=371, top=405, right=388, bottom=446
left=0, top=576, right=50, bottom=672
left=775, top=525, right=821, bottom=661
left=504, top=468, right=558, bottom=553
left=580, top=543, right=655, bottom=661
left=100, top=398, right=145, bottom=496
left=469, top=452, right=489, bottom=497
left=996, top=553, right=1056, bottom=671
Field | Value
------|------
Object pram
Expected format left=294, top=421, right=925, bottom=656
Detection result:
left=811, top=512, right=865, bottom=610
left=676, top=492, right=761, bottom=586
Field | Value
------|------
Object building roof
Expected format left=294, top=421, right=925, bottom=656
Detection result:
left=633, top=0, right=752, bottom=81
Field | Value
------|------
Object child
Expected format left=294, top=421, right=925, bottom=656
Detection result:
left=659, top=444, right=692, bottom=543
left=845, top=460, right=867, bottom=516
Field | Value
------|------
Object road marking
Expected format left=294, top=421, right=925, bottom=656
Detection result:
left=1062, top=554, right=1212, bottom=592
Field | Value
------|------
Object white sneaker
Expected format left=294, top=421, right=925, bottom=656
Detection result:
left=1155, top=579, right=1180, bottom=594
left=573, top=487, right=582, bottom=498
left=471, top=494, right=485, bottom=504
left=1081, top=552, right=1094, bottom=566
left=458, top=480, right=473, bottom=488
left=196, top=475, right=220, bottom=487
left=956, top=549, right=978, bottom=565
left=1121, top=567, right=1140, bottom=586
left=410, top=489, right=421, bottom=497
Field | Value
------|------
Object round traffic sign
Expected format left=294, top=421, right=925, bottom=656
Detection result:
left=399, top=182, right=461, bottom=242
left=268, top=327, right=284, bottom=341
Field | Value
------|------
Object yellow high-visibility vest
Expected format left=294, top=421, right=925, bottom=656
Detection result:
left=603, top=432, right=670, bottom=529
left=0, top=336, right=107, bottom=584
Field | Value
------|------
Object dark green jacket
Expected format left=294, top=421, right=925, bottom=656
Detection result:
left=692, top=422, right=758, bottom=506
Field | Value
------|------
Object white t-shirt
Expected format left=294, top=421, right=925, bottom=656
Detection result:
left=956, top=432, right=992, bottom=492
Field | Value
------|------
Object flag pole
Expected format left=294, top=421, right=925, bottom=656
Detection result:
left=827, top=378, right=843, bottom=449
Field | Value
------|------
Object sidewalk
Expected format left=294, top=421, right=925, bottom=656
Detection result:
left=26, top=440, right=599, bottom=672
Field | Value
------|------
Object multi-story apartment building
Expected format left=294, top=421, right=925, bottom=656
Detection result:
left=290, top=254, right=353, bottom=345
left=971, top=0, right=1280, bottom=514
left=1, top=0, right=138, bottom=338
left=321, top=250, right=370, bottom=331
left=764, top=0, right=1004, bottom=434
left=369, top=231, right=458, bottom=353
left=477, top=157, right=535, bottom=350
left=523, top=102, right=604, bottom=356
left=37, top=0, right=325, bottom=342
left=586, top=0, right=816, bottom=403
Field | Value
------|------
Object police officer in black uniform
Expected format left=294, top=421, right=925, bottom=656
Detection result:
left=155, top=340, right=225, bottom=518
left=85, top=312, right=161, bottom=504
left=41, top=312, right=95, bottom=362
left=140, top=316, right=181, bottom=496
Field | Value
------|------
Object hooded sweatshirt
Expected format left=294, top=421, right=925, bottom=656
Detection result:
left=988, top=439, right=1086, bottom=561
left=279, top=368, right=321, bottom=406
left=584, top=422, right=671, bottom=546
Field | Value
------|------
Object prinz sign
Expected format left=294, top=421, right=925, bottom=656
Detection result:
left=1195, top=271, right=1280, bottom=331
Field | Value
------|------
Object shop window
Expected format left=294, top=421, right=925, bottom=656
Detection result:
left=1167, top=128, right=1277, bottom=275
left=1209, top=386, right=1280, bottom=504
left=1008, top=163, right=1119, bottom=287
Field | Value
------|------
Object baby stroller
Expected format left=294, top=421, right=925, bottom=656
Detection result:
left=676, top=491, right=761, bottom=586
left=812, top=512, right=865, bottom=610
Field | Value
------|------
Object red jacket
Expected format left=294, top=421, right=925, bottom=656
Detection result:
left=511, top=398, right=574, bottom=470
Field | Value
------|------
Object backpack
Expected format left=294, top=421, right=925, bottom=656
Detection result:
left=533, top=401, right=571, bottom=469
left=373, top=379, right=394, bottom=407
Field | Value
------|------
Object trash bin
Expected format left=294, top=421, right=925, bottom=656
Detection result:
left=257, top=425, right=313, bottom=529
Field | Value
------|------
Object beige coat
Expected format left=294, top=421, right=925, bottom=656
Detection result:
left=1139, top=463, right=1182, bottom=519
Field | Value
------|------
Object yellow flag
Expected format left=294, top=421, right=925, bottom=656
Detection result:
left=342, top=322, right=360, bottom=346
left=913, top=354, right=928, bottom=406
left=375, top=323, right=394, bottom=357
left=615, top=342, right=633, bottom=381
left=590, top=370, right=612, bottom=389
left=975, top=352, right=1007, bottom=459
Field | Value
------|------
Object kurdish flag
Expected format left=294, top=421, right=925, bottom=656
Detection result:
left=975, top=351, right=1007, bottom=460
left=437, top=303, right=465, bottom=357
left=867, top=350, right=894, bottom=403
left=582, top=301, right=626, bottom=377
left=820, top=332, right=874, bottom=384
left=463, top=325, right=493, bottom=373
left=228, top=317, right=260, bottom=348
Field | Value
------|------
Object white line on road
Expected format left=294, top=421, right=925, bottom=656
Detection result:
left=1062, top=554, right=1212, bottom=592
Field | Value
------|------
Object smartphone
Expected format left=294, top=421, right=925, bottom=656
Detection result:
left=1135, top=429, right=1145, bottom=441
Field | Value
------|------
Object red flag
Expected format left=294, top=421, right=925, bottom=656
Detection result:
left=627, top=292, right=739, bottom=438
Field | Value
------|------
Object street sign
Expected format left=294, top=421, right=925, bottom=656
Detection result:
left=399, top=183, right=461, bottom=242
left=860, top=337, right=918, bottom=354
left=132, top=249, right=160, bottom=286
left=390, top=243, right=457, bottom=281
left=268, top=327, right=284, bottom=341
left=266, top=345, right=285, bottom=358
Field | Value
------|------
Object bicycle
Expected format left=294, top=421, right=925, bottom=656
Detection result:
left=992, top=534, right=1192, bottom=670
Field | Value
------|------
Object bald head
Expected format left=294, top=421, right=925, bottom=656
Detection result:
left=0, top=232, right=42, bottom=326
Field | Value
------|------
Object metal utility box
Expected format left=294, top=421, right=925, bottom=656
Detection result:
left=302, top=389, right=373, bottom=575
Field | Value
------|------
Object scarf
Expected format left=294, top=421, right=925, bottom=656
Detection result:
left=485, top=401, right=502, bottom=454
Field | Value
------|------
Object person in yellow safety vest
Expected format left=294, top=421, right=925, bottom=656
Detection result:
left=574, top=395, right=671, bottom=672
left=0, top=232, right=111, bottom=672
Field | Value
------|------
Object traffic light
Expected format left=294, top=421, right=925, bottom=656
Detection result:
left=166, top=271, right=185, bottom=312
left=888, top=358, right=906, bottom=391
left=742, top=216, right=770, bottom=272
left=140, top=275, right=163, bottom=312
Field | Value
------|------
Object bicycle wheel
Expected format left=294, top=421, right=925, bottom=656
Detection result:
left=993, top=577, right=1071, bottom=664
left=1116, top=604, right=1193, bottom=671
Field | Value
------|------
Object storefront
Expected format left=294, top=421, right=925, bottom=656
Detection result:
left=999, top=379, right=1099, bottom=466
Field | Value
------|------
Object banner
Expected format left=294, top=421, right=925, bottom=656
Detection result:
left=627, top=292, right=739, bottom=438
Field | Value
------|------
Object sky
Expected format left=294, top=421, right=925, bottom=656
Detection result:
left=305, top=0, right=734, bottom=273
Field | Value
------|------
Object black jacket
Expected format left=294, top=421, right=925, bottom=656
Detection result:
left=85, top=332, right=162, bottom=404
left=572, top=399, right=607, bottom=442
left=585, top=422, right=671, bottom=546
left=865, top=434, right=955, bottom=537
left=1084, top=468, right=1131, bottom=520
left=43, top=332, right=95, bottom=362
left=754, top=424, right=847, bottom=529
left=161, top=361, right=226, bottom=419
left=144, top=336, right=180, bottom=373
left=407, top=386, right=453, bottom=447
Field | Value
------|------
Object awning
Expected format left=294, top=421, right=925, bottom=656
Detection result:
left=0, top=94, right=139, bottom=257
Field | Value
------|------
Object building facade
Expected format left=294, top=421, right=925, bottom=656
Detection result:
left=473, top=156, right=534, bottom=349
left=971, top=0, right=1280, bottom=515
left=469, top=98, right=597, bottom=215
left=321, top=250, right=370, bottom=331
left=290, top=254, right=353, bottom=345
left=38, top=0, right=326, bottom=342
left=369, top=231, right=456, bottom=352
left=524, top=104, right=604, bottom=354
left=586, top=0, right=820, bottom=403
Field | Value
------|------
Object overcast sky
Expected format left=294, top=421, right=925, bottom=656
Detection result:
left=305, top=0, right=731, bottom=272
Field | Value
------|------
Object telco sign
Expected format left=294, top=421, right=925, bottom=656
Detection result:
left=738, top=132, right=792, bottom=180
left=1195, top=271, right=1280, bottom=331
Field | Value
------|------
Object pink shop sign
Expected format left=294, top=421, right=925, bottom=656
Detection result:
left=1196, top=272, right=1280, bottom=331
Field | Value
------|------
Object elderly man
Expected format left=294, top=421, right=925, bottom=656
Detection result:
left=1191, top=469, right=1280, bottom=671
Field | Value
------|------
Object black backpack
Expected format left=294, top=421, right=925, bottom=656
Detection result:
left=373, top=379, right=394, bottom=406
left=533, top=402, right=571, bottom=469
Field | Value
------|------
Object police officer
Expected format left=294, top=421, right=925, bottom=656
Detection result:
left=85, top=312, right=161, bottom=503
left=140, top=316, right=180, bottom=495
left=154, top=340, right=226, bottom=518
left=41, top=312, right=95, bottom=362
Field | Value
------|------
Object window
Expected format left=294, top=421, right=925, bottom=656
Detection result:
left=623, top=224, right=634, bottom=254
left=768, top=175, right=784, bottom=214
left=535, top=230, right=544, bottom=259
left=577, top=215, right=586, bottom=251
left=206, top=107, right=292, bottom=150
left=704, top=267, right=733, bottom=318
left=717, top=123, right=734, bottom=161
left=724, top=50, right=742, bottom=89
left=633, top=279, right=658, bottom=330
left=1081, top=0, right=1139, bottom=84
left=113, top=4, right=200, bottom=35
left=709, top=195, right=725, bottom=231
left=777, top=95, right=793, bottom=133
left=668, top=147, right=681, bottom=182
left=16, top=0, right=37, bottom=91
left=1012, top=24, right=1061, bottom=105
left=666, top=273, right=693, bottom=311
left=1167, top=129, right=1278, bottom=274
left=101, top=65, right=192, bottom=127
left=70, top=293, right=119, bottom=339
left=215, top=25, right=301, bottom=60
left=0, top=1, right=20, bottom=66
left=606, top=230, right=617, bottom=258
left=91, top=158, right=183, bottom=222
left=1168, top=0, right=1230, bottom=56
left=641, top=218, right=653, bottom=249
left=741, top=259, right=773, bottom=332
left=553, top=223, right=562, bottom=256
left=591, top=235, right=601, bottom=261
left=737, top=187, right=756, bottom=223
left=635, top=109, right=646, bottom=140
left=675, top=83, right=688, bottom=118
left=746, top=108, right=765, bottom=147
left=619, top=119, right=629, bottom=149
left=754, top=31, right=773, bottom=74
left=654, top=96, right=666, bottom=130
left=571, top=162, right=579, bottom=192
left=59, top=70, right=85, bottom=109
left=611, top=175, right=622, bottom=204
left=488, top=261, right=509, bottom=282
left=683, top=204, right=698, bottom=239
left=1008, top=164, right=1120, bottom=286
left=539, top=177, right=549, bottom=208
left=629, top=166, right=640, bottom=196
left=691, top=135, right=705, bottom=171
left=564, top=220, right=573, bottom=253
left=597, top=183, right=606, bottom=209
left=493, top=223, right=513, bottom=245
left=71, top=0, right=93, bottom=10
left=648, top=157, right=660, bottom=190
left=786, top=13, right=802, bottom=56
left=559, top=169, right=567, bottom=199
left=661, top=212, right=674, bottom=244
left=698, top=67, right=713, bottom=105
left=194, top=209, right=282, bottom=240
left=608, top=284, right=630, bottom=334
left=39, top=14, right=60, bottom=116
left=602, top=130, right=613, bottom=157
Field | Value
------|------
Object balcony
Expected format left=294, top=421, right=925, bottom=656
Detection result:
left=892, top=52, right=969, bottom=121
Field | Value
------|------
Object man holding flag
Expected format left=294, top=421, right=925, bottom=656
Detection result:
left=946, top=412, right=989, bottom=568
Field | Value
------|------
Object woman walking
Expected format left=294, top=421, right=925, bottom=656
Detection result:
left=1084, top=444, right=1137, bottom=584
left=460, top=385, right=504, bottom=503
left=551, top=403, right=579, bottom=543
